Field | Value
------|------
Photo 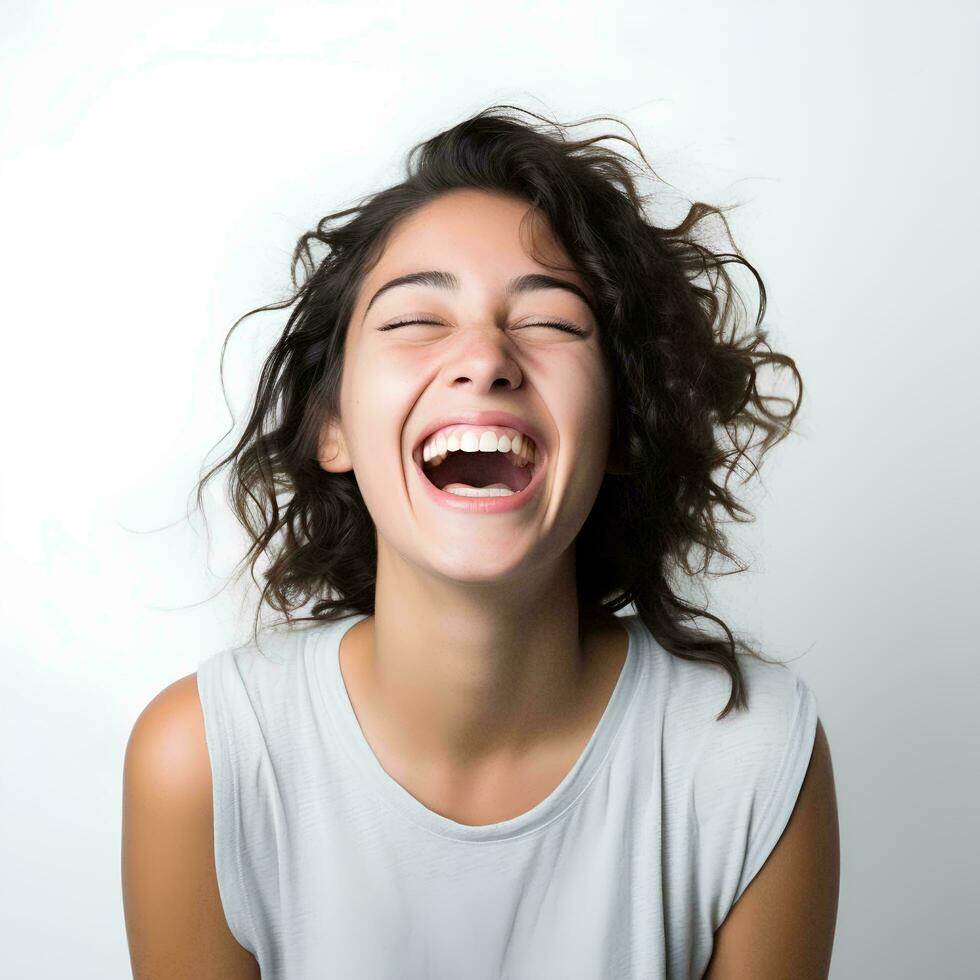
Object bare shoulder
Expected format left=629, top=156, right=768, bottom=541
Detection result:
left=122, top=672, right=260, bottom=980
left=702, top=718, right=840, bottom=980
left=124, top=673, right=211, bottom=797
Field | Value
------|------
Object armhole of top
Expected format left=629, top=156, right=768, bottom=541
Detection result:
left=196, top=657, right=260, bottom=956
left=731, top=679, right=820, bottom=906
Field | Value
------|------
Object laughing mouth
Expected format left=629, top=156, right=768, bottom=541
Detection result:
left=416, top=431, right=539, bottom=496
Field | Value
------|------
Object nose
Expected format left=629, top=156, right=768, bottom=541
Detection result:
left=439, top=325, right=523, bottom=392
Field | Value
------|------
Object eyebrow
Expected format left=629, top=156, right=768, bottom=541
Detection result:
left=361, top=270, right=596, bottom=322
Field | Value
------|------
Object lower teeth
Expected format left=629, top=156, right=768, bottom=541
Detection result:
left=443, top=482, right=515, bottom=497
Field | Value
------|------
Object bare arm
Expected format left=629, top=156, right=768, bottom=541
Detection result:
left=122, top=672, right=261, bottom=980
left=702, top=718, right=840, bottom=979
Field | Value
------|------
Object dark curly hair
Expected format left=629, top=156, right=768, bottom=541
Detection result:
left=192, top=103, right=803, bottom=720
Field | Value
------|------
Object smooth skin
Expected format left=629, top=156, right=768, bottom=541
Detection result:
left=122, top=673, right=260, bottom=979
left=122, top=188, right=839, bottom=977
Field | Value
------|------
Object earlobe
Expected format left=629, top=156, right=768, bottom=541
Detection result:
left=316, top=417, right=352, bottom=473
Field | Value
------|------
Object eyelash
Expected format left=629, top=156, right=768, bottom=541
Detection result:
left=378, top=318, right=588, bottom=337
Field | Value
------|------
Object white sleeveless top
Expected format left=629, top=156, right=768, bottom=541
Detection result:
left=196, top=612, right=818, bottom=979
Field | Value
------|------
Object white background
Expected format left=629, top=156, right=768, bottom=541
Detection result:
left=1, top=1, right=977, bottom=977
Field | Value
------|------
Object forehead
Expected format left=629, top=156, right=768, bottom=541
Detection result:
left=364, top=189, right=581, bottom=290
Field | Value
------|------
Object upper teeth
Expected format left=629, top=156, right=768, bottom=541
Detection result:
left=420, top=425, right=537, bottom=469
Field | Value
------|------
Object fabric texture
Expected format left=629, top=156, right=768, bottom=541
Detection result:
left=196, top=612, right=819, bottom=979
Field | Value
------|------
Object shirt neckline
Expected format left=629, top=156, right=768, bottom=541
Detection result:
left=311, top=611, right=645, bottom=843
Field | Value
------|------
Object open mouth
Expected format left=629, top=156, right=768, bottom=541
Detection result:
left=412, top=427, right=543, bottom=499
left=420, top=446, right=536, bottom=496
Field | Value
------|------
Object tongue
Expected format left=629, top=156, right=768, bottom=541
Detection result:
left=443, top=482, right=512, bottom=492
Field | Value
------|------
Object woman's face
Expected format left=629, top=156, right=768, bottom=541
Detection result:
left=319, top=187, right=615, bottom=587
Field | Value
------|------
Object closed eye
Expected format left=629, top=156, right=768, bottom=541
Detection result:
left=378, top=318, right=588, bottom=336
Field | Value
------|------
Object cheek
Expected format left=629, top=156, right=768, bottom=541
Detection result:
left=342, top=351, right=424, bottom=460
left=349, top=345, right=416, bottom=403
left=550, top=354, right=614, bottom=451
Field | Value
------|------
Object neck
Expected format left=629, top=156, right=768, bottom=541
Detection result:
left=342, top=544, right=599, bottom=775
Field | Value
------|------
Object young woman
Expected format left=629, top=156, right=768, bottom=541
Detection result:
left=122, top=105, right=839, bottom=979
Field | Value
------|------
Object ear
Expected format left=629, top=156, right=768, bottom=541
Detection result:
left=316, top=415, right=353, bottom=473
